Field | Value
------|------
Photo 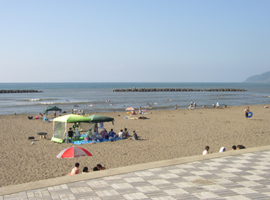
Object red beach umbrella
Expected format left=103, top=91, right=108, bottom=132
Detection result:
left=56, top=146, right=92, bottom=158
left=126, top=107, right=136, bottom=111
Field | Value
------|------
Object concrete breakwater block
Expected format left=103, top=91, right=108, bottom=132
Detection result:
left=0, top=90, right=42, bottom=93
left=113, top=88, right=247, bottom=92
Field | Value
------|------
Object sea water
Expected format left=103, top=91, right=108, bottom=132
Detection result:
left=0, top=82, right=269, bottom=115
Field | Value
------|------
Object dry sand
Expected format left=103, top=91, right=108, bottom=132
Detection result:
left=1, top=104, right=270, bottom=187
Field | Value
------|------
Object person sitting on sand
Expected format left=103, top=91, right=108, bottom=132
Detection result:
left=68, top=128, right=74, bottom=140
left=131, top=110, right=136, bottom=115
left=100, top=129, right=107, bottom=138
left=95, top=132, right=102, bottom=141
left=219, top=147, right=226, bottom=153
left=97, top=164, right=106, bottom=170
left=203, top=146, right=211, bottom=155
left=237, top=145, right=245, bottom=149
left=85, top=129, right=93, bottom=141
left=123, top=128, right=130, bottom=138
left=82, top=167, right=89, bottom=173
left=108, top=129, right=116, bottom=141
left=118, top=129, right=125, bottom=139
left=127, top=131, right=138, bottom=140
left=93, top=167, right=100, bottom=171
left=68, top=163, right=80, bottom=176
left=231, top=145, right=236, bottom=150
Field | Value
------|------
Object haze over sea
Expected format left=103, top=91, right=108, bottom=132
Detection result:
left=0, top=82, right=269, bottom=115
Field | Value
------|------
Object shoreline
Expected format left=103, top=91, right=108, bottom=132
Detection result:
left=1, top=104, right=270, bottom=187
left=2, top=102, right=268, bottom=117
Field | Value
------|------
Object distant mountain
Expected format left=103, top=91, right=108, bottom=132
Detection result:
left=244, top=71, right=270, bottom=83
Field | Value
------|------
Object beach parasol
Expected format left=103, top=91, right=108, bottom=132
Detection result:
left=126, top=107, right=136, bottom=111
left=56, top=146, right=92, bottom=158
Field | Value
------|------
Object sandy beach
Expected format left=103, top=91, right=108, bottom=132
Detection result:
left=1, top=104, right=270, bottom=187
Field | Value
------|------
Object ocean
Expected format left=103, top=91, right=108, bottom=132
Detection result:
left=0, top=82, right=269, bottom=115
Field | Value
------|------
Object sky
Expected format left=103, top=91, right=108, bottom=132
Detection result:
left=0, top=0, right=269, bottom=82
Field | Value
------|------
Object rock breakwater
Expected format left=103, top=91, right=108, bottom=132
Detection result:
left=113, top=88, right=247, bottom=92
left=0, top=89, right=42, bottom=93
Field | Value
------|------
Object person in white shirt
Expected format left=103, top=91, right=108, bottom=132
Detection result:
left=118, top=129, right=125, bottom=139
left=202, top=146, right=211, bottom=155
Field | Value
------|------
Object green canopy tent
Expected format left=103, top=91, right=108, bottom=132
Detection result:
left=51, top=114, right=92, bottom=143
left=86, top=114, right=114, bottom=123
left=43, top=106, right=62, bottom=114
left=86, top=114, right=114, bottom=134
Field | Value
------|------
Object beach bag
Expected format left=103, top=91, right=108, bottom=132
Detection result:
left=105, top=135, right=109, bottom=139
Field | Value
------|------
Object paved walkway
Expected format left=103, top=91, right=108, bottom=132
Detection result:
left=1, top=147, right=270, bottom=200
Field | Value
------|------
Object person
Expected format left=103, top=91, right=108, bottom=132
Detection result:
left=75, top=127, right=80, bottom=140
left=131, top=110, right=136, bottom=115
left=100, top=129, right=107, bottom=138
left=231, top=145, right=236, bottom=150
left=175, top=104, right=177, bottom=109
left=95, top=132, right=102, bottom=140
left=202, top=146, right=211, bottom=155
left=68, top=163, right=80, bottom=176
left=219, top=147, right=226, bottom=153
left=237, top=145, right=245, bottom=149
left=118, top=129, right=125, bottom=139
left=123, top=128, right=130, bottom=138
left=244, top=107, right=250, bottom=119
left=85, top=129, right=93, bottom=141
left=54, top=111, right=56, bottom=118
left=127, top=131, right=138, bottom=140
left=97, top=164, right=106, bottom=170
left=212, top=103, right=216, bottom=108
left=108, top=129, right=116, bottom=141
left=93, top=167, right=100, bottom=171
left=39, top=113, right=44, bottom=119
left=139, top=106, right=142, bottom=114
left=82, top=167, right=89, bottom=173
left=68, top=127, right=74, bottom=140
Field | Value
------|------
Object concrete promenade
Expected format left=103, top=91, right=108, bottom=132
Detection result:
left=1, top=145, right=270, bottom=200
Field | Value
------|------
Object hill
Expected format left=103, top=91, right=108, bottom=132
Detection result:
left=244, top=71, right=270, bottom=83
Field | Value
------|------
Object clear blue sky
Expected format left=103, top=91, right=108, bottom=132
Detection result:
left=0, top=0, right=269, bottom=82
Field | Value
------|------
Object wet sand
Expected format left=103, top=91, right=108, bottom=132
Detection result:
left=1, top=104, right=270, bottom=187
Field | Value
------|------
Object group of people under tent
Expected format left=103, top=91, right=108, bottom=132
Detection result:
left=67, top=124, right=138, bottom=142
